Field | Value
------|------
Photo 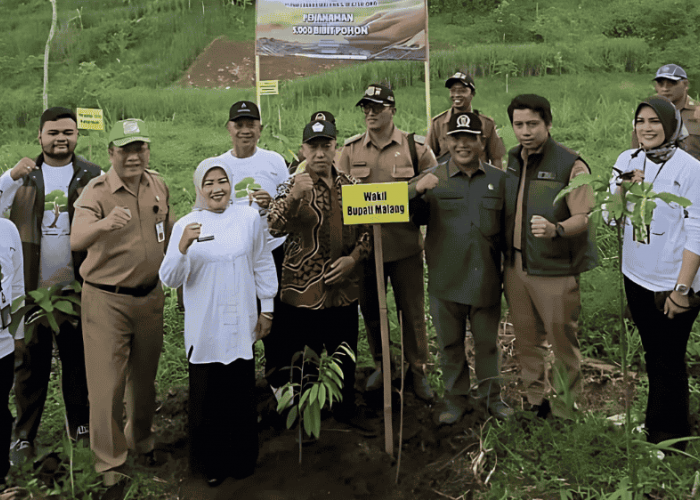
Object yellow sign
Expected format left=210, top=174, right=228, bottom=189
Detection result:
left=258, top=80, right=279, bottom=95
left=76, top=108, right=104, bottom=131
left=342, top=182, right=409, bottom=225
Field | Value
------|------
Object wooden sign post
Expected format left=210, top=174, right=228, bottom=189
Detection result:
left=342, top=181, right=410, bottom=456
left=76, top=108, right=104, bottom=161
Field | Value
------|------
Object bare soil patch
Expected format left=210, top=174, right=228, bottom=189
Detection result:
left=180, top=38, right=359, bottom=89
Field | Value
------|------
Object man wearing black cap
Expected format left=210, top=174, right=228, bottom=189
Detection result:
left=268, top=119, right=372, bottom=429
left=338, top=83, right=437, bottom=402
left=0, top=107, right=100, bottom=464
left=631, top=64, right=700, bottom=161
left=503, top=94, right=598, bottom=418
left=411, top=112, right=513, bottom=424
left=288, top=111, right=341, bottom=175
left=426, top=71, right=506, bottom=168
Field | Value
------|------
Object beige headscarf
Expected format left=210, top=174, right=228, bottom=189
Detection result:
left=193, top=158, right=232, bottom=212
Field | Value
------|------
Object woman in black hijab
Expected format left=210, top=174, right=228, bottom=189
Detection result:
left=611, top=95, right=700, bottom=451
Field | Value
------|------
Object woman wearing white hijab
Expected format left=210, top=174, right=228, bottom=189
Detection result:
left=159, top=158, right=277, bottom=485
left=611, top=96, right=700, bottom=451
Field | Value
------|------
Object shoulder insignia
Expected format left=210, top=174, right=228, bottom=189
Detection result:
left=477, top=112, right=495, bottom=123
left=413, top=135, right=426, bottom=145
left=146, top=169, right=162, bottom=177
left=432, top=110, right=448, bottom=122
left=344, top=133, right=363, bottom=146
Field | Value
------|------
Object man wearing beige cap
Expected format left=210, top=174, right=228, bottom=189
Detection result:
left=631, top=64, right=700, bottom=161
left=71, top=118, right=172, bottom=494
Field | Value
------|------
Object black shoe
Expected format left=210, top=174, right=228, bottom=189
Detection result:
left=205, top=477, right=224, bottom=488
left=411, top=372, right=435, bottom=402
left=488, top=400, right=514, bottom=420
left=334, top=407, right=377, bottom=435
left=101, top=477, right=130, bottom=500
left=75, top=425, right=90, bottom=447
left=435, top=396, right=469, bottom=426
left=9, top=439, right=34, bottom=466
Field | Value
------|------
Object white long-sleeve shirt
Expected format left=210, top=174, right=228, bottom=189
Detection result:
left=159, top=204, right=277, bottom=364
left=611, top=148, right=700, bottom=291
left=0, top=218, right=24, bottom=357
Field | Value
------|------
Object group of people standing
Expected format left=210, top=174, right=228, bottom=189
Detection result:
left=0, top=61, right=698, bottom=498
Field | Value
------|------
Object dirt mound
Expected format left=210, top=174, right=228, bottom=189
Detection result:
left=180, top=38, right=358, bottom=89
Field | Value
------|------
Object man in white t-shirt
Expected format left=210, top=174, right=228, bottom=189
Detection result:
left=212, top=101, right=290, bottom=388
left=0, top=107, right=103, bottom=464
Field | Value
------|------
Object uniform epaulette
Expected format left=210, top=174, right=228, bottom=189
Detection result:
left=475, top=110, right=495, bottom=123
left=91, top=175, right=107, bottom=186
left=344, top=133, right=364, bottom=146
left=431, top=110, right=448, bottom=122
left=413, top=135, right=426, bottom=145
left=145, top=169, right=162, bottom=177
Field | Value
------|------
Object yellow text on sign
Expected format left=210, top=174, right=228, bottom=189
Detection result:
left=258, top=80, right=279, bottom=95
left=76, top=108, right=104, bottom=131
left=342, top=182, right=409, bottom=225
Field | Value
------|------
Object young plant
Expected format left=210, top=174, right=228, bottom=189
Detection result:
left=555, top=171, right=691, bottom=496
left=233, top=177, right=262, bottom=199
left=9, top=281, right=82, bottom=343
left=276, top=343, right=355, bottom=463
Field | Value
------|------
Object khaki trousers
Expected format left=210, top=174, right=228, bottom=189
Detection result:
left=81, top=283, right=164, bottom=473
left=504, top=253, right=581, bottom=405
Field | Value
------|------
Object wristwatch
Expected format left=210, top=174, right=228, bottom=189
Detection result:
left=674, top=283, right=690, bottom=296
left=555, top=223, right=566, bottom=238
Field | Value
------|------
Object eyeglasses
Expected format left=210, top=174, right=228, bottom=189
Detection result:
left=361, top=104, right=388, bottom=115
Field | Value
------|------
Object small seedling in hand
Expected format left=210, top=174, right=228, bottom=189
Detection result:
left=234, top=177, right=262, bottom=200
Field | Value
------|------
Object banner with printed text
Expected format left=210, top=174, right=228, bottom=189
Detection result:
left=256, top=0, right=427, bottom=61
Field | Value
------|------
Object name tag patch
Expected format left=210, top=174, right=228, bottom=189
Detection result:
left=537, top=171, right=556, bottom=180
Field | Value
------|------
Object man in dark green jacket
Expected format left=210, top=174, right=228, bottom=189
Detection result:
left=411, top=112, right=513, bottom=424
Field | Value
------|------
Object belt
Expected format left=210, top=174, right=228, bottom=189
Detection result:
left=85, top=281, right=158, bottom=297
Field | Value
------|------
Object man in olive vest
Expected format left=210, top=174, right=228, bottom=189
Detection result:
left=503, top=94, right=597, bottom=418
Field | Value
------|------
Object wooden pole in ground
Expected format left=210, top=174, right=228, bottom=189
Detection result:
left=373, top=224, right=393, bottom=456
left=423, top=3, right=431, bottom=132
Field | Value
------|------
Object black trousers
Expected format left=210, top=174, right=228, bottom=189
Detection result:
left=13, top=317, right=90, bottom=442
left=265, top=302, right=358, bottom=413
left=624, top=277, right=700, bottom=445
left=0, top=351, right=14, bottom=480
left=188, top=358, right=258, bottom=480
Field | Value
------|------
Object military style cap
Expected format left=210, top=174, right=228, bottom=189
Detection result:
left=303, top=120, right=336, bottom=143
left=445, top=72, right=476, bottom=90
left=228, top=101, right=261, bottom=121
left=356, top=84, right=395, bottom=107
left=447, top=112, right=482, bottom=135
left=109, top=118, right=151, bottom=147
left=654, top=64, right=688, bottom=81
left=309, top=110, right=336, bottom=125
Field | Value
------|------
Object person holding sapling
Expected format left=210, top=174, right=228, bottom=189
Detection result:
left=410, top=112, right=514, bottom=424
left=160, top=158, right=277, bottom=486
left=0, top=107, right=100, bottom=465
left=268, top=119, right=373, bottom=431
left=611, top=95, right=700, bottom=451
left=213, top=100, right=289, bottom=390
left=0, top=219, right=25, bottom=488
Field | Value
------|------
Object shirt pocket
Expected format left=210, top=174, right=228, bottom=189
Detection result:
left=391, top=162, right=415, bottom=181
left=478, top=196, right=503, bottom=237
left=350, top=163, right=370, bottom=180
left=435, top=192, right=463, bottom=212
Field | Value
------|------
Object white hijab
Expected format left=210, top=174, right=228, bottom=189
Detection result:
left=192, top=158, right=232, bottom=212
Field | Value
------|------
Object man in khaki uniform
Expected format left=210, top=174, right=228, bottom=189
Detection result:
left=426, top=71, right=506, bottom=168
left=631, top=64, right=700, bottom=161
left=338, top=83, right=437, bottom=401
left=71, top=119, right=172, bottom=492
left=503, top=95, right=597, bottom=418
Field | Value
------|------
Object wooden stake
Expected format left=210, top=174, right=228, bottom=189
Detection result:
left=423, top=2, right=431, bottom=132
left=373, top=224, right=393, bottom=456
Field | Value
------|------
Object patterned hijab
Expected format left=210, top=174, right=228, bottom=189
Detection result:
left=634, top=95, right=683, bottom=163
left=193, top=158, right=231, bottom=212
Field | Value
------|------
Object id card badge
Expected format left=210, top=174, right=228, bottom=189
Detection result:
left=156, top=222, right=165, bottom=243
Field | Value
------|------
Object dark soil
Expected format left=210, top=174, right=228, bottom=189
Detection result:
left=180, top=38, right=359, bottom=89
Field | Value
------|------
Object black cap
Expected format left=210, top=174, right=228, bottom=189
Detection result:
left=228, top=101, right=261, bottom=122
left=303, top=120, right=336, bottom=143
left=445, top=72, right=476, bottom=91
left=309, top=111, right=335, bottom=125
left=40, top=107, right=77, bottom=130
left=447, top=112, right=482, bottom=135
left=356, top=84, right=395, bottom=107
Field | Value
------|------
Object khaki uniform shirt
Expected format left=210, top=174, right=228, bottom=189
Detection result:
left=426, top=107, right=506, bottom=167
left=73, top=168, right=172, bottom=287
left=338, top=125, right=437, bottom=262
left=631, top=96, right=700, bottom=162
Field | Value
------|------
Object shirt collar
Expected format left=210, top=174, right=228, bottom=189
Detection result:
left=362, top=124, right=403, bottom=149
left=106, top=166, right=149, bottom=194
left=447, top=159, right=485, bottom=178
